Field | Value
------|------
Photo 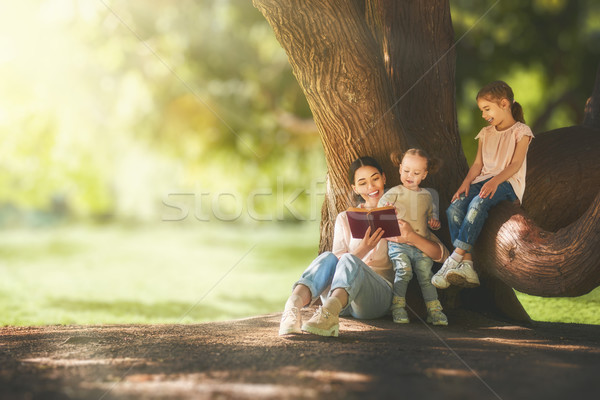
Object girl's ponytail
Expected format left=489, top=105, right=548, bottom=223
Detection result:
left=427, top=157, right=442, bottom=175
left=511, top=101, right=525, bottom=124
left=390, top=151, right=403, bottom=167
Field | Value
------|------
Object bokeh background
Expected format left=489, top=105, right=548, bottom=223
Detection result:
left=1, top=0, right=599, bottom=325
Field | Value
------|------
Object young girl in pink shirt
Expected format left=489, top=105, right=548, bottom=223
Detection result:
left=432, top=81, right=534, bottom=289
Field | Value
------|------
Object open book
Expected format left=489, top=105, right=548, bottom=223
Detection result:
left=346, top=206, right=401, bottom=239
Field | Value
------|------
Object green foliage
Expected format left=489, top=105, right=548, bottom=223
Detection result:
left=0, top=1, right=323, bottom=222
left=1, top=1, right=599, bottom=217
left=452, top=0, right=600, bottom=164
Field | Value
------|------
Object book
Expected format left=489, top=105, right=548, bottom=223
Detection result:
left=346, top=206, right=401, bottom=239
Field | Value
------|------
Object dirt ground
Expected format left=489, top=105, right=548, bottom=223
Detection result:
left=1, top=309, right=599, bottom=400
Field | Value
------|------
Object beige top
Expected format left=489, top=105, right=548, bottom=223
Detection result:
left=332, top=207, right=449, bottom=283
left=472, top=122, right=534, bottom=203
left=378, top=185, right=434, bottom=240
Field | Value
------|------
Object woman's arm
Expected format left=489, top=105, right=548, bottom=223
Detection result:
left=388, top=220, right=443, bottom=261
left=479, top=136, right=531, bottom=199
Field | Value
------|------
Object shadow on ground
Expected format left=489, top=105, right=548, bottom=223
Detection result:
left=1, top=309, right=599, bottom=399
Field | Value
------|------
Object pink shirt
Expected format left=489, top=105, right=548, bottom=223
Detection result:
left=472, top=122, right=534, bottom=203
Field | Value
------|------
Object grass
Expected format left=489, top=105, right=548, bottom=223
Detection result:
left=0, top=222, right=598, bottom=326
left=516, top=289, right=600, bottom=325
left=0, top=222, right=320, bottom=325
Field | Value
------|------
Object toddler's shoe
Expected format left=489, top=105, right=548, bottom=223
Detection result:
left=431, top=256, right=460, bottom=289
left=391, top=296, right=409, bottom=324
left=446, top=261, right=480, bottom=288
left=426, top=300, right=448, bottom=326
left=301, top=306, right=339, bottom=337
left=278, top=307, right=302, bottom=335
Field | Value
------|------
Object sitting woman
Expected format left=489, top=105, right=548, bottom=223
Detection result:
left=279, top=156, right=449, bottom=337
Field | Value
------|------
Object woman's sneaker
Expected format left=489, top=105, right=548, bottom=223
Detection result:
left=278, top=307, right=302, bottom=335
left=446, top=261, right=480, bottom=288
left=391, top=296, right=409, bottom=323
left=426, top=300, right=448, bottom=326
left=431, top=256, right=461, bottom=289
left=301, top=306, right=339, bottom=337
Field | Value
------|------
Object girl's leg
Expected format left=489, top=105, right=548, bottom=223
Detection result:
left=433, top=182, right=485, bottom=289
left=389, top=242, right=413, bottom=299
left=453, top=182, right=518, bottom=252
left=389, top=242, right=414, bottom=323
left=446, top=182, right=517, bottom=287
left=413, top=254, right=448, bottom=325
left=412, top=256, right=436, bottom=303
left=446, top=182, right=484, bottom=244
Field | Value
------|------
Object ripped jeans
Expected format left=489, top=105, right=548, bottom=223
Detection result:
left=446, top=179, right=517, bottom=252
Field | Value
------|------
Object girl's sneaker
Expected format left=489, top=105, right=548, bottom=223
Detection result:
left=391, top=296, right=409, bottom=323
left=278, top=307, right=302, bottom=335
left=446, top=261, right=480, bottom=288
left=431, top=256, right=460, bottom=289
left=426, top=300, right=448, bottom=326
left=301, top=306, right=339, bottom=337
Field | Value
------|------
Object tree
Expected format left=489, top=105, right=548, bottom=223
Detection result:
left=253, top=0, right=600, bottom=320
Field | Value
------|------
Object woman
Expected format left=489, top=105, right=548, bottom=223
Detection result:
left=279, top=156, right=448, bottom=337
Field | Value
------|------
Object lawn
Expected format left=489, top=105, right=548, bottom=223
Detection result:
left=0, top=222, right=598, bottom=325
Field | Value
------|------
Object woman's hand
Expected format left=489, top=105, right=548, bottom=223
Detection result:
left=479, top=178, right=500, bottom=199
left=387, top=219, right=414, bottom=244
left=451, top=181, right=471, bottom=203
left=353, top=226, right=385, bottom=259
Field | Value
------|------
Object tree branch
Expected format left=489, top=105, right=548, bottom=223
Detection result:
left=476, top=192, right=600, bottom=297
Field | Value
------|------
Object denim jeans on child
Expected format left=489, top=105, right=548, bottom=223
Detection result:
left=388, top=242, right=437, bottom=303
left=294, top=251, right=393, bottom=319
left=446, top=178, right=517, bottom=252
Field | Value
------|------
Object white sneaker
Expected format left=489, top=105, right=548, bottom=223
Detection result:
left=278, top=307, right=302, bottom=335
left=301, top=306, right=339, bottom=337
left=446, top=262, right=480, bottom=288
left=431, top=256, right=460, bottom=289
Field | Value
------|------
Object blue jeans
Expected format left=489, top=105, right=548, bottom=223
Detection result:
left=446, top=179, right=517, bottom=252
left=388, top=242, right=437, bottom=303
left=294, top=252, right=393, bottom=319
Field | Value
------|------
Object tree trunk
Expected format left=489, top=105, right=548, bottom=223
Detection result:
left=253, top=0, right=408, bottom=252
left=254, top=0, right=599, bottom=321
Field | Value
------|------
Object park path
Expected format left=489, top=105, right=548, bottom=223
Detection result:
left=1, top=309, right=599, bottom=399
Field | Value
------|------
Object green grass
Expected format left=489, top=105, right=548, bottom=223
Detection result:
left=0, top=222, right=598, bottom=326
left=0, top=222, right=320, bottom=325
left=516, top=289, right=600, bottom=325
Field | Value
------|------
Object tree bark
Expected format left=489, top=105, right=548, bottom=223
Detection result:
left=364, top=0, right=466, bottom=205
left=253, top=0, right=409, bottom=252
